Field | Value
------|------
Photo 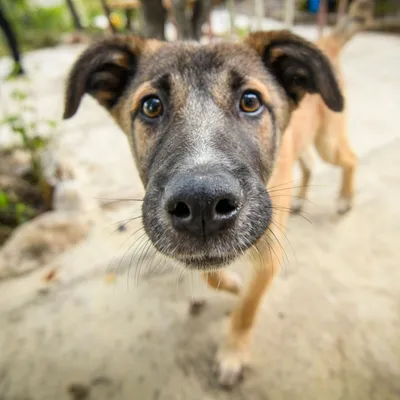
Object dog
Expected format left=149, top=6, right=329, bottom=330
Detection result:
left=63, top=0, right=372, bottom=388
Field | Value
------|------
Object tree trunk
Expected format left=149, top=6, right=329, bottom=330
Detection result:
left=65, top=0, right=83, bottom=31
left=284, top=0, right=295, bottom=28
left=337, top=0, right=349, bottom=23
left=99, top=0, right=117, bottom=33
left=141, top=0, right=167, bottom=40
left=254, top=0, right=265, bottom=31
left=317, top=0, right=328, bottom=37
left=171, top=0, right=192, bottom=39
left=227, top=0, right=236, bottom=36
left=192, top=0, right=213, bottom=40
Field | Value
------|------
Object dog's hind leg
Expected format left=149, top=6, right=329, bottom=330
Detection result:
left=315, top=110, right=357, bottom=214
left=203, top=270, right=243, bottom=296
left=292, top=147, right=315, bottom=213
left=189, top=271, right=243, bottom=317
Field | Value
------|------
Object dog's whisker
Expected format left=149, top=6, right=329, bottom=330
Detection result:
left=259, top=233, right=277, bottom=271
left=266, top=226, right=291, bottom=269
left=267, top=184, right=332, bottom=194
left=128, top=233, right=149, bottom=287
left=269, top=219, right=298, bottom=271
left=97, top=197, right=144, bottom=202
left=270, top=206, right=312, bottom=224
left=120, top=231, right=147, bottom=287
left=146, top=246, right=160, bottom=278
left=268, top=194, right=317, bottom=206
left=137, top=240, right=154, bottom=284
left=267, top=178, right=303, bottom=190
left=107, top=225, right=145, bottom=275
left=263, top=230, right=288, bottom=275
left=251, top=243, right=264, bottom=272
left=150, top=252, right=169, bottom=280
left=110, top=215, right=143, bottom=234
left=216, top=271, right=222, bottom=291
left=174, top=264, right=186, bottom=293
left=134, top=240, right=150, bottom=283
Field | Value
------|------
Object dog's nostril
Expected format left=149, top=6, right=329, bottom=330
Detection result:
left=215, top=198, right=238, bottom=216
left=170, top=201, right=191, bottom=219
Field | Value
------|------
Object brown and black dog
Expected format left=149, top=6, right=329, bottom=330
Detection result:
left=63, top=0, right=372, bottom=388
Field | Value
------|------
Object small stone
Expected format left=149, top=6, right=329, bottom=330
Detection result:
left=0, top=211, right=90, bottom=280
left=189, top=300, right=206, bottom=316
left=91, top=375, right=112, bottom=386
left=117, top=224, right=127, bottom=232
left=67, top=383, right=90, bottom=400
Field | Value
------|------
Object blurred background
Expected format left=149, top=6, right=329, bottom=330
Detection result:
left=1, top=1, right=399, bottom=399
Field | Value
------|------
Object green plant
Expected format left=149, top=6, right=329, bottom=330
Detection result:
left=0, top=0, right=73, bottom=56
left=0, top=190, right=36, bottom=226
left=236, top=26, right=250, bottom=38
left=0, top=88, right=56, bottom=240
left=2, top=89, right=55, bottom=189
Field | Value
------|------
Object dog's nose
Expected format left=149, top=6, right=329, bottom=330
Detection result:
left=164, top=171, right=242, bottom=238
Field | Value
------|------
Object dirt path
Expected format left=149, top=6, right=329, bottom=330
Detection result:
left=1, top=16, right=400, bottom=400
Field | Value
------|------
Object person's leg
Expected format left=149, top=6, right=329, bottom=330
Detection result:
left=0, top=6, right=25, bottom=76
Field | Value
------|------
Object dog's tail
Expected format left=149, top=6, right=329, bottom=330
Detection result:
left=329, top=0, right=374, bottom=48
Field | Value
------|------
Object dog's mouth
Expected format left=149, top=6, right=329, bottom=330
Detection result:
left=174, top=252, right=237, bottom=270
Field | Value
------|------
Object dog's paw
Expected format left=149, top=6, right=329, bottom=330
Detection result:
left=213, top=344, right=249, bottom=388
left=225, top=271, right=243, bottom=295
left=337, top=196, right=353, bottom=215
left=291, top=198, right=304, bottom=214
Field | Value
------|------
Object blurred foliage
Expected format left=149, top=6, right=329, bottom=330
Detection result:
left=298, top=0, right=308, bottom=12
left=236, top=25, right=249, bottom=38
left=375, top=0, right=400, bottom=17
left=0, top=0, right=140, bottom=57
left=0, top=0, right=73, bottom=56
left=0, top=88, right=56, bottom=242
left=2, top=88, right=55, bottom=187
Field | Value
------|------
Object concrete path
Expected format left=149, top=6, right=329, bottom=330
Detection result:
left=1, top=19, right=400, bottom=400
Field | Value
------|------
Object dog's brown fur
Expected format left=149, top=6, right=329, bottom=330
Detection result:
left=63, top=0, right=373, bottom=388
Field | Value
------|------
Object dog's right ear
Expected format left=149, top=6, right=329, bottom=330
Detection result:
left=63, top=36, right=146, bottom=119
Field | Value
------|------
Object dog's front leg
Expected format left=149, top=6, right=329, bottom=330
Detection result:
left=214, top=230, right=283, bottom=387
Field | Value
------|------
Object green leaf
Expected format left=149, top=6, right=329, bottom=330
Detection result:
left=11, top=90, right=28, bottom=102
left=15, top=202, right=36, bottom=225
left=29, top=121, right=38, bottom=130
left=0, top=115, right=19, bottom=125
left=0, top=191, right=9, bottom=208
left=45, top=120, right=58, bottom=129
left=31, top=136, right=48, bottom=150
left=16, top=202, right=26, bottom=215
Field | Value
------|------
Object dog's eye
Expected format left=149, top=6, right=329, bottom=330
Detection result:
left=240, top=91, right=262, bottom=114
left=141, top=96, right=163, bottom=119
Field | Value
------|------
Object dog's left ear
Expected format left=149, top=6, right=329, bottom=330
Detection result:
left=245, top=31, right=344, bottom=112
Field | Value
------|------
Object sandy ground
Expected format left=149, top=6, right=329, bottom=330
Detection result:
left=1, top=14, right=400, bottom=400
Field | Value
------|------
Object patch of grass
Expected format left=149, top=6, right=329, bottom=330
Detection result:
left=0, top=88, right=56, bottom=245
left=236, top=26, right=250, bottom=38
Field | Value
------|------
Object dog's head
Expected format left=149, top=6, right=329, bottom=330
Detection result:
left=64, top=31, right=343, bottom=269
